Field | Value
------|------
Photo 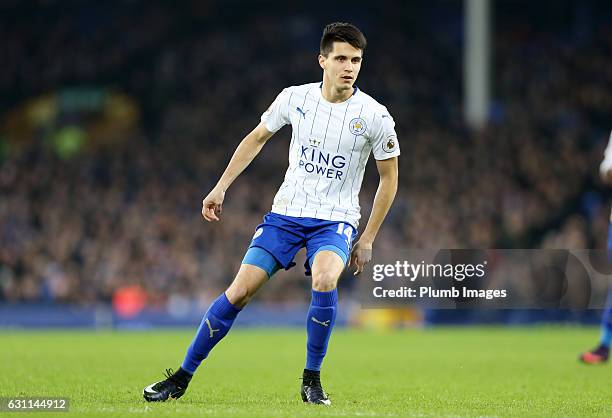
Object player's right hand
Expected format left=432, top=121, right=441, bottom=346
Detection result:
left=202, top=187, right=225, bottom=222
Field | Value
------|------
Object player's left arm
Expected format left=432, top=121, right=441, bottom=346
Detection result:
left=350, top=156, right=398, bottom=275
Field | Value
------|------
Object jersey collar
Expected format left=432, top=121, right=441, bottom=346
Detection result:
left=319, top=81, right=359, bottom=98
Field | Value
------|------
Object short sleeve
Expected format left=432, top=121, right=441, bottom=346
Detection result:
left=600, top=131, right=612, bottom=176
left=369, top=106, right=400, bottom=160
left=260, top=88, right=292, bottom=133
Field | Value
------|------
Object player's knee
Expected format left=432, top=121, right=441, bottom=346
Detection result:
left=311, top=271, right=338, bottom=292
left=225, top=283, right=252, bottom=308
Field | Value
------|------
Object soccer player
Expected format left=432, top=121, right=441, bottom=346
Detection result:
left=143, top=22, right=400, bottom=405
left=580, top=131, right=612, bottom=365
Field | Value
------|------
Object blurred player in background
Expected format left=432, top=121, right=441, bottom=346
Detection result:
left=580, top=131, right=612, bottom=365
left=142, top=22, right=400, bottom=404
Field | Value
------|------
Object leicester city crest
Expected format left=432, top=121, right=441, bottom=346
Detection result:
left=349, top=118, right=367, bottom=136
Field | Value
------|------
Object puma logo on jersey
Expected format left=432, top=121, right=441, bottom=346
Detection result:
left=311, top=316, right=331, bottom=327
left=296, top=107, right=309, bottom=119
left=205, top=318, right=220, bottom=338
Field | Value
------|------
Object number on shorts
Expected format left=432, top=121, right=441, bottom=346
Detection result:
left=336, top=223, right=352, bottom=247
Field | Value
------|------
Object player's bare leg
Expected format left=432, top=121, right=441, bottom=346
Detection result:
left=311, top=251, right=345, bottom=291
left=301, top=250, right=344, bottom=406
left=226, top=264, right=270, bottom=308
left=143, top=264, right=269, bottom=402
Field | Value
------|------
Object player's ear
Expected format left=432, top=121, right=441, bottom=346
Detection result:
left=318, top=54, right=326, bottom=70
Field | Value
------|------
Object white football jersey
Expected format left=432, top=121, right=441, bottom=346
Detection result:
left=261, top=82, right=400, bottom=228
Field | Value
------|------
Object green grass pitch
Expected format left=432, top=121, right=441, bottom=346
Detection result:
left=1, top=327, right=611, bottom=417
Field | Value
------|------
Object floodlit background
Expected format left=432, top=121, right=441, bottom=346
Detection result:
left=4, top=2, right=612, bottom=417
left=1, top=0, right=612, bottom=327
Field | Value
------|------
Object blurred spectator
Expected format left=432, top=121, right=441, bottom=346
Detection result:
left=1, top=0, right=612, bottom=305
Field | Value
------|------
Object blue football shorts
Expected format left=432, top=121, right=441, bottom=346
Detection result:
left=241, top=212, right=357, bottom=278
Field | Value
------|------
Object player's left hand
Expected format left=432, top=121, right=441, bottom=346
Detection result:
left=350, top=240, right=372, bottom=276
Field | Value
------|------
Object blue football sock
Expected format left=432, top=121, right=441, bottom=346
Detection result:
left=305, top=289, right=338, bottom=371
left=600, top=314, right=612, bottom=348
left=602, top=224, right=612, bottom=348
left=181, top=292, right=241, bottom=374
left=601, top=291, right=612, bottom=348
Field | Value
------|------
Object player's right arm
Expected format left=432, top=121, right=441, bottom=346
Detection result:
left=202, top=87, right=292, bottom=222
left=600, top=131, right=612, bottom=186
left=202, top=123, right=274, bottom=222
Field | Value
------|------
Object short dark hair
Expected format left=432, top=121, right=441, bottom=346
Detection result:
left=320, top=22, right=367, bottom=56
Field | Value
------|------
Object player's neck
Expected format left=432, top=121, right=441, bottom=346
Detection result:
left=320, top=80, right=353, bottom=104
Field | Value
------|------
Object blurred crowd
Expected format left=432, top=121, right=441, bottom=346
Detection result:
left=1, top=1, right=612, bottom=305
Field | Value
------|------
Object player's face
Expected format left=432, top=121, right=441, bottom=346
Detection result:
left=319, top=42, right=363, bottom=92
